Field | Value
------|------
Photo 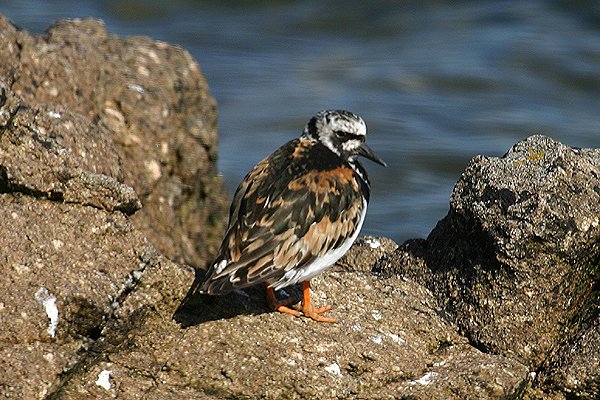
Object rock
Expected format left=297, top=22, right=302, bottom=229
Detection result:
left=535, top=315, right=600, bottom=400
left=0, top=14, right=229, bottom=267
left=337, top=236, right=400, bottom=273
left=0, top=84, right=139, bottom=214
left=169, top=236, right=528, bottom=399
left=0, top=193, right=155, bottom=398
left=0, top=54, right=160, bottom=398
left=388, top=135, right=600, bottom=397
left=0, top=14, right=223, bottom=399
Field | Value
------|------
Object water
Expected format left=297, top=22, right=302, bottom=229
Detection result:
left=2, top=0, right=600, bottom=244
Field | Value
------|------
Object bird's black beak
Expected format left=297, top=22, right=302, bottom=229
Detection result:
left=357, top=142, right=387, bottom=167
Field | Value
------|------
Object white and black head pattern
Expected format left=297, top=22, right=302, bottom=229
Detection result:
left=301, top=109, right=386, bottom=170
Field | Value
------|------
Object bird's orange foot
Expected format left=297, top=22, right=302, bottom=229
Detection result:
left=298, top=303, right=336, bottom=323
left=297, top=281, right=336, bottom=322
left=266, top=284, right=336, bottom=322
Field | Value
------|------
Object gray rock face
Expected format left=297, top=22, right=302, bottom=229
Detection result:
left=390, top=135, right=600, bottom=398
left=1, top=13, right=598, bottom=400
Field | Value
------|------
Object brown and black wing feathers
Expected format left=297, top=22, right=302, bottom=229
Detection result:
left=199, top=138, right=368, bottom=295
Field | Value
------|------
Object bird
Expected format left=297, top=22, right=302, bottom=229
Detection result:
left=198, top=109, right=386, bottom=322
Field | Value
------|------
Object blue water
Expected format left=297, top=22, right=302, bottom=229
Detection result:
left=2, top=0, right=600, bottom=244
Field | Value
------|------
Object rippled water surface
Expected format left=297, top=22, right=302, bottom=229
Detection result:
left=2, top=0, right=600, bottom=244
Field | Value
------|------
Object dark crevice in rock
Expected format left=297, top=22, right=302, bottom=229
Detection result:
left=0, top=165, right=64, bottom=201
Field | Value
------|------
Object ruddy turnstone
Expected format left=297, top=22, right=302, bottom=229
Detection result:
left=199, top=109, right=386, bottom=322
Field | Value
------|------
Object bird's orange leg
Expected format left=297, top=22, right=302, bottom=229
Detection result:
left=266, top=284, right=301, bottom=317
left=298, top=280, right=336, bottom=323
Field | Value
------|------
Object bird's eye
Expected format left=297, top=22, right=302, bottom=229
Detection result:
left=335, top=130, right=349, bottom=139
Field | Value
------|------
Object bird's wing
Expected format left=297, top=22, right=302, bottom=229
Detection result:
left=200, top=140, right=366, bottom=294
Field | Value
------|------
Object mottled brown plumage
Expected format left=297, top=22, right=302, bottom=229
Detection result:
left=198, top=110, right=385, bottom=321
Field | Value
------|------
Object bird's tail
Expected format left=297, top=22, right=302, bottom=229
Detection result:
left=173, top=267, right=210, bottom=321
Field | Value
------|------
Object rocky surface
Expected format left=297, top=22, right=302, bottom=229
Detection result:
left=0, top=14, right=223, bottom=399
left=1, top=14, right=599, bottom=400
left=388, top=135, right=600, bottom=398
left=1, top=15, right=229, bottom=268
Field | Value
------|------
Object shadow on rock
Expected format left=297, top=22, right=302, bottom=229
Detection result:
left=173, top=267, right=303, bottom=326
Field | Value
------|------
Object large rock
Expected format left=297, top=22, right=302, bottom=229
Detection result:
left=389, top=135, right=600, bottom=398
left=0, top=15, right=222, bottom=399
left=0, top=78, right=153, bottom=397
left=0, top=15, right=229, bottom=267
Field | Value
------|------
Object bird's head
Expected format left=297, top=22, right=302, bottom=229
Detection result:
left=301, top=109, right=386, bottom=167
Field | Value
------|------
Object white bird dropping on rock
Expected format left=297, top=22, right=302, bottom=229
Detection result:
left=96, top=370, right=112, bottom=390
left=35, top=287, right=58, bottom=338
